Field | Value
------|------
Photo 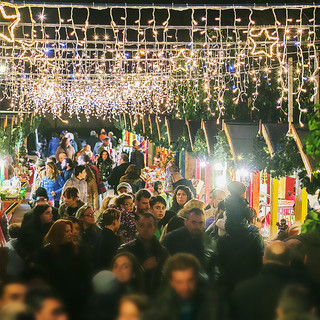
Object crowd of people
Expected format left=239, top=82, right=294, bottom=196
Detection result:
left=0, top=129, right=320, bottom=320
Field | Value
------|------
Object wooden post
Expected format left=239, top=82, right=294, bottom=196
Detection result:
left=288, top=57, right=293, bottom=125
left=270, top=178, right=279, bottom=236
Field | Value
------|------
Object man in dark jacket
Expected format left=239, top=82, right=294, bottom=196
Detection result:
left=130, top=140, right=145, bottom=170
left=172, top=172, right=196, bottom=197
left=145, top=253, right=228, bottom=320
left=60, top=157, right=74, bottom=182
left=87, top=130, right=99, bottom=152
left=162, top=208, right=218, bottom=280
left=232, top=241, right=293, bottom=320
left=94, top=208, right=121, bottom=271
left=107, top=153, right=130, bottom=189
left=119, top=213, right=168, bottom=294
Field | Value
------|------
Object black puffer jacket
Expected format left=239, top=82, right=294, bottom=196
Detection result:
left=97, top=159, right=112, bottom=182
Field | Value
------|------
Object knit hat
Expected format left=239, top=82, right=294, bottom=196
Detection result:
left=227, top=181, right=246, bottom=197
left=117, top=182, right=132, bottom=192
left=92, top=271, right=118, bottom=295
left=90, top=130, right=96, bottom=136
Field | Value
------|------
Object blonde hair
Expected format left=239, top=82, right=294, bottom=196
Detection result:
left=46, top=162, right=59, bottom=180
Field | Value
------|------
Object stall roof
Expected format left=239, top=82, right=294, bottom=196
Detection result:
left=291, top=124, right=315, bottom=177
left=165, top=118, right=187, bottom=145
left=186, top=120, right=201, bottom=150
left=201, top=120, right=219, bottom=155
left=223, top=122, right=259, bottom=162
left=262, top=123, right=289, bottom=155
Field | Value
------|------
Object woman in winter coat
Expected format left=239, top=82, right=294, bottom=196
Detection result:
left=41, top=162, right=65, bottom=207
left=96, top=150, right=113, bottom=183
left=55, top=137, right=75, bottom=161
left=119, top=164, right=143, bottom=193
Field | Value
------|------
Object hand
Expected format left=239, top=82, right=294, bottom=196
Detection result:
left=51, top=191, right=56, bottom=197
left=143, top=257, right=158, bottom=271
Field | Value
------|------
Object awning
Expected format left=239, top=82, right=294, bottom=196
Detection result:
left=262, top=123, right=289, bottom=155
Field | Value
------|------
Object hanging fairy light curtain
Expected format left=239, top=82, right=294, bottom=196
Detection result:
left=0, top=3, right=318, bottom=124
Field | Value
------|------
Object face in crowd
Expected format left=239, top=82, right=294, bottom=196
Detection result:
left=136, top=216, right=157, bottom=241
left=135, top=197, right=150, bottom=214
left=118, top=187, right=130, bottom=195
left=35, top=297, right=68, bottom=320
left=40, top=207, right=53, bottom=225
left=0, top=282, right=27, bottom=308
left=184, top=211, right=205, bottom=239
left=169, top=267, right=198, bottom=300
left=176, top=189, right=188, bottom=207
left=151, top=201, right=166, bottom=220
left=63, top=223, right=73, bottom=244
left=63, top=195, right=78, bottom=208
left=112, top=256, right=134, bottom=284
left=80, top=208, right=96, bottom=227
left=58, top=153, right=67, bottom=164
left=209, top=190, right=226, bottom=209
left=120, top=197, right=134, bottom=213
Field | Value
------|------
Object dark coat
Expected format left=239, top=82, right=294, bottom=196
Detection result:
left=232, top=263, right=293, bottom=320
left=130, top=148, right=145, bottom=170
left=162, top=227, right=219, bottom=280
left=119, top=236, right=169, bottom=294
left=216, top=227, right=264, bottom=289
left=107, top=162, right=130, bottom=187
left=97, top=159, right=112, bottom=182
left=61, top=168, right=73, bottom=182
left=82, top=224, right=102, bottom=251
left=94, top=228, right=121, bottom=271
left=87, top=136, right=100, bottom=152
left=148, top=281, right=229, bottom=320
left=172, top=178, right=196, bottom=197
left=21, top=207, right=59, bottom=227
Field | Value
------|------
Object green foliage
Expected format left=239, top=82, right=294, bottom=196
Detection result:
left=299, top=170, right=320, bottom=196
left=304, top=104, right=320, bottom=170
left=191, top=129, right=208, bottom=159
left=212, top=130, right=233, bottom=166
left=267, top=136, right=304, bottom=179
left=171, top=126, right=192, bottom=153
left=301, top=210, right=320, bottom=239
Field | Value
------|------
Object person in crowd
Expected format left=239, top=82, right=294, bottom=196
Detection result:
left=108, top=153, right=131, bottom=189
left=25, top=288, right=68, bottom=320
left=41, top=162, right=64, bottom=207
left=115, top=193, right=137, bottom=243
left=18, top=205, right=53, bottom=260
left=289, top=210, right=320, bottom=286
left=168, top=185, right=193, bottom=215
left=99, top=129, right=107, bottom=140
left=117, top=294, right=150, bottom=320
left=78, top=154, right=100, bottom=211
left=65, top=132, right=78, bottom=153
left=73, top=132, right=82, bottom=151
left=5, top=224, right=25, bottom=276
left=58, top=187, right=85, bottom=218
left=0, top=278, right=27, bottom=309
left=87, top=130, right=99, bottom=152
left=165, top=161, right=180, bottom=195
left=205, top=200, right=226, bottom=238
left=96, top=150, right=113, bottom=184
left=204, top=189, right=226, bottom=225
left=94, top=208, right=121, bottom=271
left=232, top=241, right=293, bottom=320
left=108, top=131, right=117, bottom=148
left=149, top=196, right=175, bottom=239
left=162, top=208, right=218, bottom=280
left=55, top=137, right=75, bottom=162
left=60, top=157, right=73, bottom=182
left=117, top=182, right=133, bottom=195
left=37, top=219, right=91, bottom=319
left=172, top=172, right=196, bottom=197
left=98, top=137, right=111, bottom=155
left=74, top=151, right=83, bottom=165
left=23, top=187, right=59, bottom=225
left=111, top=252, right=145, bottom=294
left=66, top=216, right=83, bottom=246
left=276, top=284, right=317, bottom=320
left=61, top=165, right=87, bottom=203
left=149, top=253, right=226, bottom=320
left=216, top=194, right=265, bottom=290
left=75, top=205, right=101, bottom=249
left=130, top=139, right=145, bottom=170
left=81, top=144, right=93, bottom=160
left=30, top=159, right=46, bottom=204
left=56, top=152, right=67, bottom=171
left=48, top=133, right=60, bottom=157
left=119, top=213, right=169, bottom=295
left=120, top=164, right=143, bottom=193
left=153, top=180, right=172, bottom=210
left=0, top=207, right=9, bottom=244
left=135, top=189, right=152, bottom=218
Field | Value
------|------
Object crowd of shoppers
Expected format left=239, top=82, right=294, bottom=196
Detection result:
left=0, top=129, right=319, bottom=320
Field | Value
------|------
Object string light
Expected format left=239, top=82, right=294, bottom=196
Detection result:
left=0, top=3, right=317, bottom=124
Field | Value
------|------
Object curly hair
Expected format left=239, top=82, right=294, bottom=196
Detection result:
left=170, top=185, right=194, bottom=213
